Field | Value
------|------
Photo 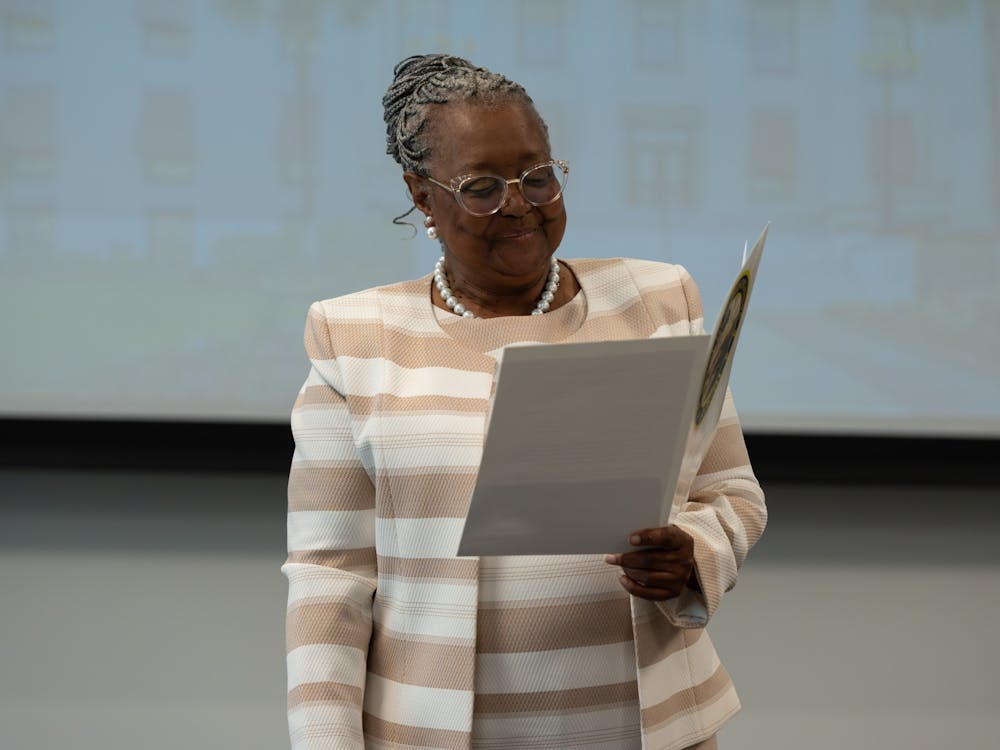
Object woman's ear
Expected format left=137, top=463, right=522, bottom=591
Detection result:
left=402, top=172, right=432, bottom=217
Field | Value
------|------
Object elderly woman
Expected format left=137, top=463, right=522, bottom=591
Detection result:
left=283, top=54, right=766, bottom=750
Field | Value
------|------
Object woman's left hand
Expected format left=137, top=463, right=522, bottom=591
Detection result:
left=604, top=525, right=697, bottom=601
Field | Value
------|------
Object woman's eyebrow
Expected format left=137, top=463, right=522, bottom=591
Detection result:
left=455, top=154, right=550, bottom=175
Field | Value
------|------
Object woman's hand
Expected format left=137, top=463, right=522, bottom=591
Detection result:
left=604, top=525, right=698, bottom=601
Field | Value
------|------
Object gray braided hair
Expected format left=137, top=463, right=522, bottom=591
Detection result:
left=382, top=53, right=547, bottom=177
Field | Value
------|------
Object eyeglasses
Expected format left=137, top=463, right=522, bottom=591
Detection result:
left=423, top=159, right=569, bottom=217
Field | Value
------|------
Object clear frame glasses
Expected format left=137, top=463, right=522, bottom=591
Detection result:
left=424, top=159, right=569, bottom=217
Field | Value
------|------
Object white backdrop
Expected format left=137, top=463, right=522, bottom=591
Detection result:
left=2, top=0, right=998, bottom=435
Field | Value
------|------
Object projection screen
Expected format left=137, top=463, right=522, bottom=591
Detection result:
left=1, top=0, right=998, bottom=436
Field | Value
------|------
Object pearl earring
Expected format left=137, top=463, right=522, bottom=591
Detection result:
left=424, top=215, right=438, bottom=241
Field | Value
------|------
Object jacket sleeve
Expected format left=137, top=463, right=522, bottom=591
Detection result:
left=281, top=302, right=377, bottom=749
left=656, top=267, right=768, bottom=628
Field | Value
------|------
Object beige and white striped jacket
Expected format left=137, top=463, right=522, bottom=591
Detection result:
left=283, top=258, right=767, bottom=750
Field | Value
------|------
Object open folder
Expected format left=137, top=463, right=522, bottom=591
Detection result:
left=456, top=224, right=768, bottom=557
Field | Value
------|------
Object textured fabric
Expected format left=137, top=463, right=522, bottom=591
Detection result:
left=283, top=258, right=767, bottom=750
left=687, top=737, right=717, bottom=750
left=472, top=554, right=641, bottom=749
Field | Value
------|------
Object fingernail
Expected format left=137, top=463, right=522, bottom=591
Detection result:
left=629, top=534, right=642, bottom=546
left=603, top=554, right=618, bottom=564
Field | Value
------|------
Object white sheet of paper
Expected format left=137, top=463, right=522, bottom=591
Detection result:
left=457, top=335, right=710, bottom=557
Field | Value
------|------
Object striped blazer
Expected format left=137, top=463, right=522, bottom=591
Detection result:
left=283, top=257, right=767, bottom=750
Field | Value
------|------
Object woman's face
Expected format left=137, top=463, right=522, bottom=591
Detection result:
left=405, top=101, right=567, bottom=299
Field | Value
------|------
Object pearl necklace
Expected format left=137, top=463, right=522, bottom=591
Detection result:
left=433, top=256, right=560, bottom=318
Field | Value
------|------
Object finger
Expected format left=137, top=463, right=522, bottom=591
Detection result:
left=603, top=553, right=622, bottom=565
left=622, top=566, right=690, bottom=590
left=628, top=526, right=688, bottom=548
left=618, top=574, right=683, bottom=601
left=618, top=549, right=691, bottom=570
left=628, top=525, right=693, bottom=551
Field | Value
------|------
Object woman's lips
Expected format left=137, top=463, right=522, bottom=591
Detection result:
left=495, top=227, right=538, bottom=241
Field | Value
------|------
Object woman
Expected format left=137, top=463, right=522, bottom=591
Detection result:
left=283, top=54, right=766, bottom=750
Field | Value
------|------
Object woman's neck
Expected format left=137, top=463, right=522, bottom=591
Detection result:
left=433, top=261, right=579, bottom=318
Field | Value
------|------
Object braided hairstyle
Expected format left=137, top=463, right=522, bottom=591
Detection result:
left=382, top=53, right=548, bottom=178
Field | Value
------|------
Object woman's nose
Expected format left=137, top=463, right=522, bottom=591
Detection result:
left=499, top=180, right=531, bottom=216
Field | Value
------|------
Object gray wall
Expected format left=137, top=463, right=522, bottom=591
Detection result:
left=2, top=469, right=998, bottom=749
